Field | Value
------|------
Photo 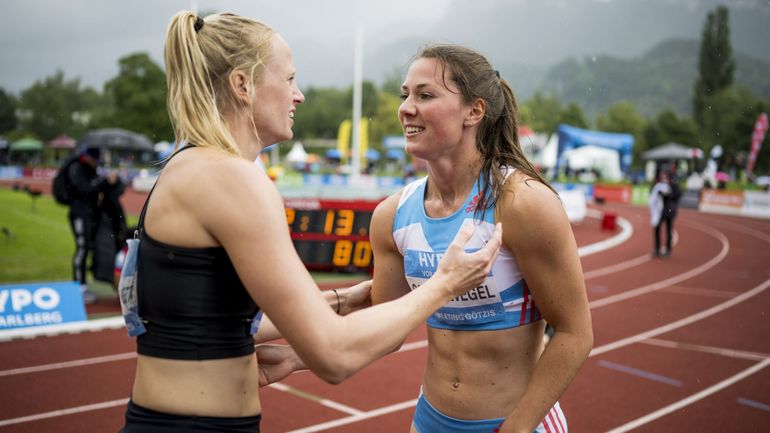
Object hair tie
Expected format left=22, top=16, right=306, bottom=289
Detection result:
left=494, top=70, right=500, bottom=78
left=194, top=16, right=204, bottom=33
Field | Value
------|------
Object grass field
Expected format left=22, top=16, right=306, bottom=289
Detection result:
left=0, top=186, right=367, bottom=286
left=1, top=187, right=75, bottom=283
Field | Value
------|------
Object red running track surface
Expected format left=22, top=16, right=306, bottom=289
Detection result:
left=1, top=204, right=769, bottom=432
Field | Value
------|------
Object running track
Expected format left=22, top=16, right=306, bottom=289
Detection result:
left=1, top=203, right=769, bottom=432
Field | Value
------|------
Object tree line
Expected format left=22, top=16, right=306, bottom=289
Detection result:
left=0, top=5, right=767, bottom=173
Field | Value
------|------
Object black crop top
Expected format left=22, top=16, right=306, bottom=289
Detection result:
left=135, top=146, right=259, bottom=361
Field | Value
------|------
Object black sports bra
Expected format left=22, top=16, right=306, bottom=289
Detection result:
left=135, top=146, right=259, bottom=361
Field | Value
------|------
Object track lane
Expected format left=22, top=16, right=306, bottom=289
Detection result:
left=2, top=204, right=769, bottom=432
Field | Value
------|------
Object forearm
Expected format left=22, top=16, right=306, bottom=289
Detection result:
left=304, top=275, right=451, bottom=383
left=255, top=290, right=341, bottom=344
left=501, top=329, right=592, bottom=433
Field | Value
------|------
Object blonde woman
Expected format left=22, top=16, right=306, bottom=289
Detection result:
left=120, top=12, right=502, bottom=433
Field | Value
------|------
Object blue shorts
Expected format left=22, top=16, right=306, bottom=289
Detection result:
left=120, top=399, right=261, bottom=433
left=413, top=394, right=568, bottom=433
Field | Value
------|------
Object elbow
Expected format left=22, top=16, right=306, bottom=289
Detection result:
left=300, top=341, right=359, bottom=385
left=579, top=327, right=594, bottom=361
left=309, top=357, right=357, bottom=385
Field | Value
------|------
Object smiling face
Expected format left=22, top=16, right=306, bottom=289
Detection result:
left=251, top=35, right=305, bottom=148
left=398, top=57, right=473, bottom=160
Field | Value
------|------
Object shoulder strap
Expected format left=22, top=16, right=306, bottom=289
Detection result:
left=135, top=145, right=196, bottom=237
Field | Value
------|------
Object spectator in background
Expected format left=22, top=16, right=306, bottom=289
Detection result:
left=91, top=171, right=128, bottom=285
left=649, top=171, right=680, bottom=257
left=64, top=146, right=115, bottom=303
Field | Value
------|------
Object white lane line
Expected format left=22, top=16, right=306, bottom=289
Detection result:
left=284, top=398, right=419, bottom=433
left=0, top=352, right=136, bottom=377
left=0, top=398, right=128, bottom=427
left=583, top=231, right=679, bottom=280
left=641, top=339, right=770, bottom=362
left=590, top=277, right=770, bottom=357
left=0, top=337, right=426, bottom=380
left=659, top=285, right=737, bottom=298
left=703, top=219, right=770, bottom=243
left=584, top=254, right=650, bottom=280
left=267, top=383, right=363, bottom=416
left=737, top=397, right=770, bottom=413
left=578, top=212, right=633, bottom=258
left=597, top=360, right=683, bottom=387
left=603, top=358, right=770, bottom=433
left=589, top=221, right=729, bottom=309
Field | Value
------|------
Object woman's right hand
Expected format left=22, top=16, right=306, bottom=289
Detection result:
left=434, top=222, right=502, bottom=298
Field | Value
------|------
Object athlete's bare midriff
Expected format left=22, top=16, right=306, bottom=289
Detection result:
left=131, top=354, right=262, bottom=417
left=422, top=320, right=546, bottom=419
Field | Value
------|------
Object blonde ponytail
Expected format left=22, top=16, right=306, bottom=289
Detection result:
left=164, top=11, right=275, bottom=157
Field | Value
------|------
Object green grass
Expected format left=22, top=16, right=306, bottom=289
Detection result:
left=0, top=187, right=366, bottom=286
left=1, top=187, right=74, bottom=283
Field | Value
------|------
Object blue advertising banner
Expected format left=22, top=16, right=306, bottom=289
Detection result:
left=0, top=281, right=87, bottom=330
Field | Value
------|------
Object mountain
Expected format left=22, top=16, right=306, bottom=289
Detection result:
left=531, top=39, right=770, bottom=118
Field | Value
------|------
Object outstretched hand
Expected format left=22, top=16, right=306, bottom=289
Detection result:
left=256, top=344, right=305, bottom=387
left=436, top=222, right=502, bottom=298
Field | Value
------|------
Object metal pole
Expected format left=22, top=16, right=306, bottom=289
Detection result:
left=350, top=24, right=363, bottom=179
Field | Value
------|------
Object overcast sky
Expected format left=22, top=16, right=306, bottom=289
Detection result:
left=1, top=0, right=768, bottom=95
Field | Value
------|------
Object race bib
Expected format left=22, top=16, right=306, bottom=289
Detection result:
left=404, top=249, right=504, bottom=326
left=117, top=238, right=146, bottom=337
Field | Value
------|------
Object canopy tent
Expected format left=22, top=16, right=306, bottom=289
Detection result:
left=77, top=128, right=153, bottom=151
left=10, top=137, right=43, bottom=152
left=642, top=142, right=703, bottom=160
left=365, top=149, right=381, bottom=162
left=286, top=141, right=308, bottom=163
left=561, top=145, right=623, bottom=181
left=382, top=135, right=406, bottom=150
left=556, top=124, right=634, bottom=173
left=325, top=148, right=341, bottom=160
left=386, top=149, right=405, bottom=160
left=383, top=135, right=406, bottom=160
left=48, top=134, right=76, bottom=149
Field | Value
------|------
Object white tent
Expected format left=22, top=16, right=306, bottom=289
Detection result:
left=286, top=141, right=308, bottom=164
left=561, top=145, right=622, bottom=181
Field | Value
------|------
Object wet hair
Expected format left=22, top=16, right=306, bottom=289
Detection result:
left=164, top=11, right=276, bottom=157
left=413, top=44, right=555, bottom=216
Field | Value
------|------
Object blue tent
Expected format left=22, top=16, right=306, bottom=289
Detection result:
left=365, top=149, right=381, bottom=161
left=386, top=149, right=405, bottom=160
left=383, top=135, right=406, bottom=149
left=556, top=124, right=634, bottom=173
left=325, top=149, right=341, bottom=160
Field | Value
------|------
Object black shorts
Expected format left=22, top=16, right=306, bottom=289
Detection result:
left=120, top=400, right=261, bottom=433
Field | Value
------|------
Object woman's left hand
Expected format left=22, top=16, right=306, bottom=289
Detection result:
left=256, top=344, right=305, bottom=386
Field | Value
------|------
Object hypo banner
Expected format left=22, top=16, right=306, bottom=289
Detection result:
left=0, top=281, right=87, bottom=330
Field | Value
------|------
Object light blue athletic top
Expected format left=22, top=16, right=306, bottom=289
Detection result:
left=393, top=171, right=542, bottom=331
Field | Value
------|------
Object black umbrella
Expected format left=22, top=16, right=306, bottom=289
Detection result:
left=77, top=128, right=153, bottom=152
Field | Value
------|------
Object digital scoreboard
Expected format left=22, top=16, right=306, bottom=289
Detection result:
left=284, top=197, right=384, bottom=272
